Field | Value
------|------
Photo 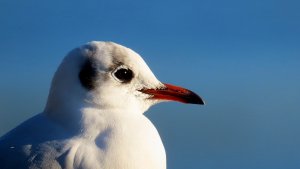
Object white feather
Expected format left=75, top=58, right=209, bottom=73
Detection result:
left=0, top=41, right=166, bottom=169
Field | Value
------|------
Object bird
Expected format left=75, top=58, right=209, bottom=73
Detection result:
left=0, top=41, right=204, bottom=169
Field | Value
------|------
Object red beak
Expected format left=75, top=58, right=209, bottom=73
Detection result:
left=140, top=83, right=205, bottom=105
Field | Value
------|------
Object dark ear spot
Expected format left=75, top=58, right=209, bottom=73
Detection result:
left=79, top=59, right=97, bottom=90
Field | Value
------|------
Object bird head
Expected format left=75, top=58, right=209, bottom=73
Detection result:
left=45, top=41, right=204, bottom=118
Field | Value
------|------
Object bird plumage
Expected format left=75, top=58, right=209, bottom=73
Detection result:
left=0, top=41, right=203, bottom=169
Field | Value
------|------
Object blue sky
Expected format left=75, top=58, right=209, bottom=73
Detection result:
left=0, top=0, right=300, bottom=168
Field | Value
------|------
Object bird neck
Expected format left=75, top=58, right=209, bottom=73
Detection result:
left=44, top=100, right=143, bottom=138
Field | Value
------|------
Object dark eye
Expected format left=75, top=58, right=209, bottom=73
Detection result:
left=113, top=68, right=134, bottom=83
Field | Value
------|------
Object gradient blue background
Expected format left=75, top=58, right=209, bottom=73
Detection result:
left=1, top=0, right=300, bottom=168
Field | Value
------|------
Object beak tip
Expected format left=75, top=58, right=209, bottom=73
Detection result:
left=199, top=99, right=205, bottom=105
left=189, top=95, right=205, bottom=105
left=197, top=99, right=205, bottom=105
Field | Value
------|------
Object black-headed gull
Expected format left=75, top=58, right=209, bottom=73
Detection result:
left=0, top=41, right=204, bottom=169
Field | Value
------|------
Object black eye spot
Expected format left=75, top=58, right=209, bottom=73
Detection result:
left=114, top=68, right=133, bottom=83
left=79, top=59, right=97, bottom=90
